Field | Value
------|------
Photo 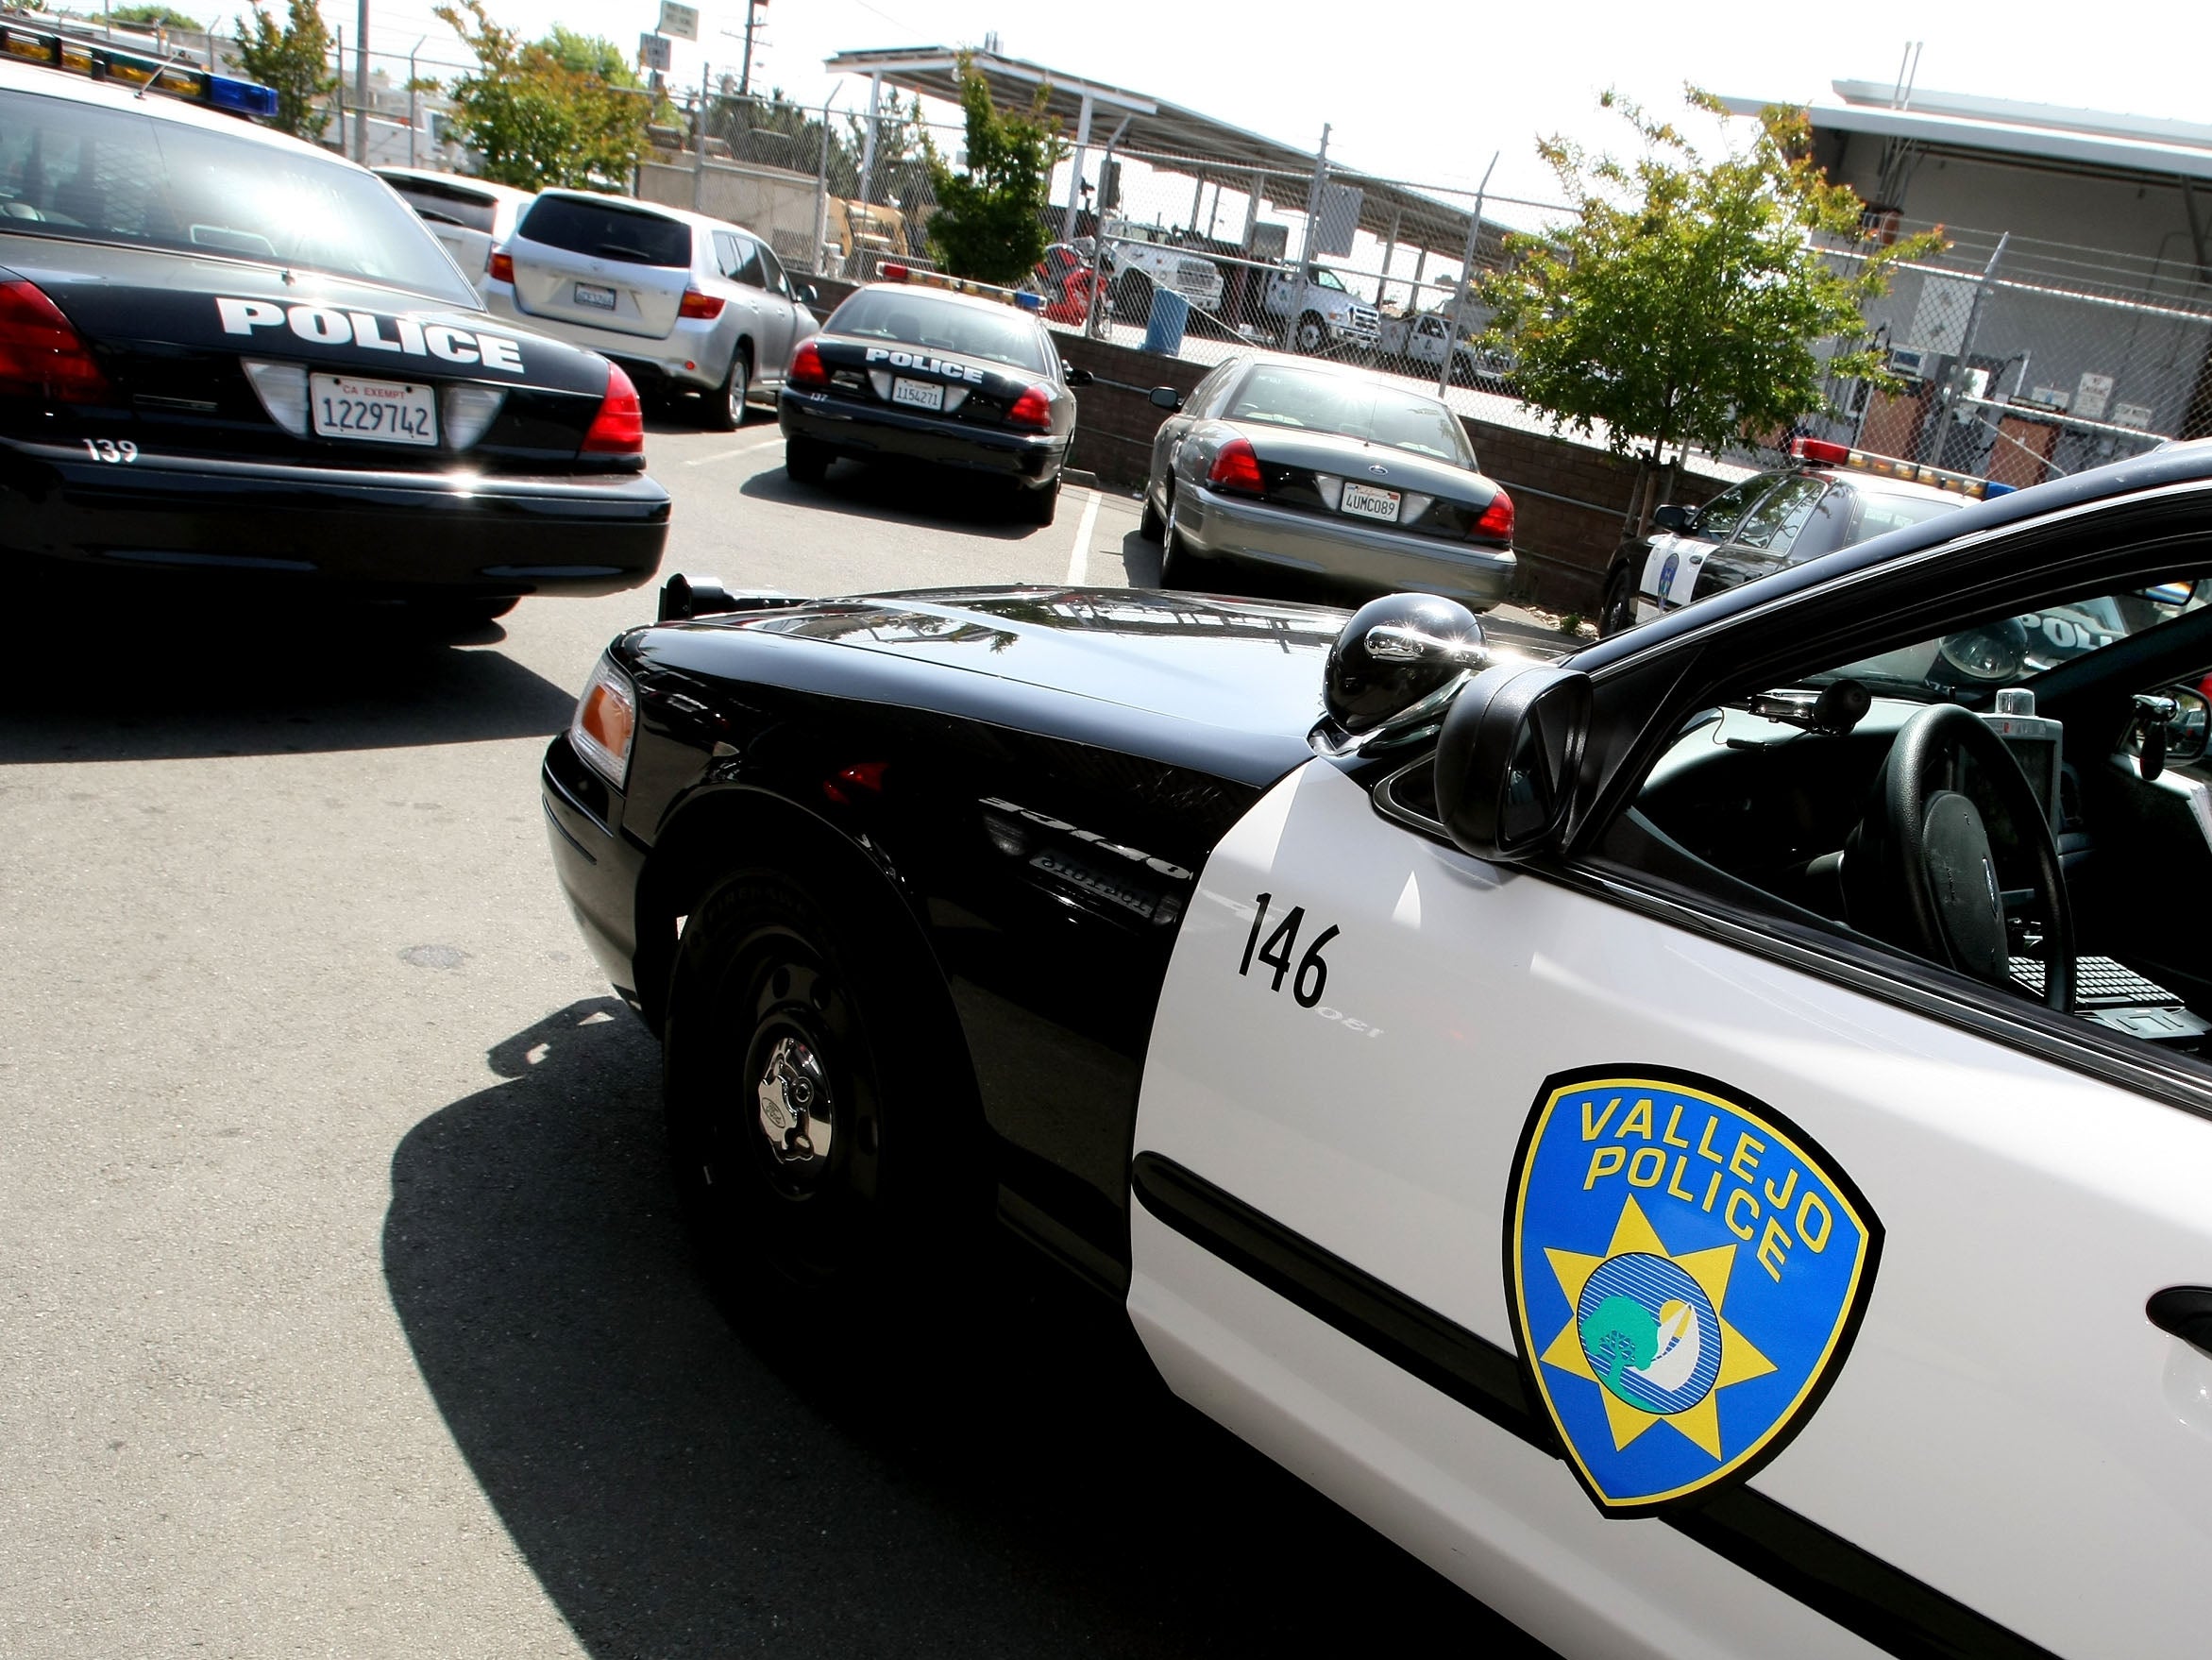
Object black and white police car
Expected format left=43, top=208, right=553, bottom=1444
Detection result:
left=777, top=264, right=1090, bottom=525
left=546, top=437, right=2212, bottom=1657
left=1599, top=438, right=2016, bottom=636
left=0, top=27, right=667, bottom=622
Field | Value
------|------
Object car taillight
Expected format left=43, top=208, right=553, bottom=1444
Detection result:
left=580, top=362, right=644, bottom=456
left=1008, top=385, right=1053, bottom=430
left=788, top=338, right=828, bottom=387
left=1207, top=436, right=1263, bottom=494
left=487, top=250, right=515, bottom=285
left=1471, top=487, right=1515, bottom=541
left=570, top=655, right=637, bottom=785
left=0, top=279, right=108, bottom=403
left=679, top=289, right=724, bottom=320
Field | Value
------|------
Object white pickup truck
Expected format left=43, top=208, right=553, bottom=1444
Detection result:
left=1376, top=309, right=1511, bottom=389
left=1262, top=263, right=1380, bottom=355
left=1099, top=221, right=1225, bottom=321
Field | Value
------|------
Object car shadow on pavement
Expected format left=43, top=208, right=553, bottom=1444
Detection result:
left=739, top=461, right=1052, bottom=540
left=0, top=581, right=578, bottom=765
left=384, top=1000, right=1557, bottom=1660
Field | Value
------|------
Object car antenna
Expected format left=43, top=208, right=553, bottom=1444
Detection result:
left=133, top=43, right=193, bottom=98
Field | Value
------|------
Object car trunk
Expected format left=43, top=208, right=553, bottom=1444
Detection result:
left=506, top=196, right=690, bottom=340
left=1229, top=426, right=1502, bottom=541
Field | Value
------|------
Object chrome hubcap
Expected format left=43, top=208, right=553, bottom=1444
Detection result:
left=755, top=1032, right=832, bottom=1166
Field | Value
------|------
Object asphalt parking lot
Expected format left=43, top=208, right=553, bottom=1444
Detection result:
left=0, top=415, right=1556, bottom=1658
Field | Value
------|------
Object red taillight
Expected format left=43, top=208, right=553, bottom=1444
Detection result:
left=1471, top=487, right=1514, bottom=541
left=1207, top=435, right=1263, bottom=494
left=680, top=288, right=724, bottom=320
left=0, top=279, right=108, bottom=404
left=1008, top=385, right=1053, bottom=430
left=881, top=263, right=910, bottom=281
left=1789, top=436, right=1850, bottom=466
left=788, top=338, right=828, bottom=388
left=487, top=250, right=515, bottom=285
left=580, top=362, right=644, bottom=456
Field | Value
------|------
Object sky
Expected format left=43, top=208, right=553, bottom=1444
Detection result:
left=347, top=0, right=2211, bottom=216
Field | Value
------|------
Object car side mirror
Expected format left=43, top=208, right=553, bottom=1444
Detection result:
left=2134, top=686, right=2211, bottom=777
left=798, top=281, right=819, bottom=306
left=1434, top=664, right=1594, bottom=861
left=1149, top=386, right=1184, bottom=411
left=1064, top=364, right=1095, bottom=388
left=1650, top=502, right=1694, bottom=534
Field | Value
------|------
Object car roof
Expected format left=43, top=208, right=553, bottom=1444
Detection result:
left=1803, top=466, right=1968, bottom=506
left=374, top=167, right=535, bottom=205
left=530, top=188, right=761, bottom=240
left=0, top=53, right=341, bottom=165
left=1212, top=348, right=1456, bottom=403
left=843, top=280, right=1050, bottom=325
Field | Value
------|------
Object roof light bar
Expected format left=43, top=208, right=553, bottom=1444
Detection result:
left=877, top=262, right=1045, bottom=312
left=1788, top=434, right=2007, bottom=500
left=0, top=24, right=279, bottom=119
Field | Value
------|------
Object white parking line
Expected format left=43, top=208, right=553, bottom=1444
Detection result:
left=1064, top=488, right=1102, bottom=584
left=683, top=433, right=785, bottom=466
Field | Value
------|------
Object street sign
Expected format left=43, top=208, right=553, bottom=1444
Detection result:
left=638, top=31, right=671, bottom=72
left=2076, top=371, right=2114, bottom=420
left=656, top=1, right=699, bottom=41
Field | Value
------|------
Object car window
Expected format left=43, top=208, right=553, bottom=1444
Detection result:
left=0, top=88, right=479, bottom=305
left=1733, top=475, right=1831, bottom=552
left=380, top=176, right=500, bottom=234
left=753, top=239, right=790, bottom=296
left=1224, top=364, right=1473, bottom=466
left=1311, top=268, right=1347, bottom=292
left=1689, top=475, right=1775, bottom=540
left=723, top=232, right=766, bottom=288
left=824, top=288, right=1049, bottom=373
left=1185, top=360, right=1240, bottom=418
left=1848, top=489, right=1965, bottom=543
left=519, top=195, right=689, bottom=267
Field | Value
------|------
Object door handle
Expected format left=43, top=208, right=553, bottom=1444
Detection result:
left=2147, top=1286, right=2212, bottom=1354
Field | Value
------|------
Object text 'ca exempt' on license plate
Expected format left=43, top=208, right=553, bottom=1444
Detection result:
left=891, top=377, right=946, bottom=411
left=573, top=281, right=617, bottom=311
left=1340, top=482, right=1402, bottom=522
left=310, top=374, right=437, bottom=446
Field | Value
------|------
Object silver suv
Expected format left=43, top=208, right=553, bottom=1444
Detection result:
left=483, top=190, right=819, bottom=430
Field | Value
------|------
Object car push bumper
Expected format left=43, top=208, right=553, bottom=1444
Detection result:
left=778, top=389, right=1065, bottom=482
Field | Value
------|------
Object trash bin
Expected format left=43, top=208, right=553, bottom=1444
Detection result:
left=1143, top=288, right=1190, bottom=356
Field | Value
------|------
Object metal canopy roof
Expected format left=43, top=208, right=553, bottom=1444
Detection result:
left=822, top=46, right=1511, bottom=263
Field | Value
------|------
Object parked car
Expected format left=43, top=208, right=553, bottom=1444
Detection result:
left=374, top=167, right=534, bottom=292
left=1030, top=241, right=1102, bottom=327
left=0, top=30, right=667, bottom=625
left=1376, top=310, right=1509, bottom=390
left=1597, top=438, right=2015, bottom=635
left=1262, top=263, right=1380, bottom=355
left=1098, top=219, right=1225, bottom=324
left=482, top=191, right=819, bottom=431
left=1140, top=352, right=1512, bottom=606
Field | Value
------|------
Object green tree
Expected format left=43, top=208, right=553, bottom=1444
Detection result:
left=539, top=25, right=640, bottom=88
left=432, top=1, right=650, bottom=191
left=113, top=5, right=205, bottom=30
left=1480, top=88, right=1944, bottom=517
left=231, top=0, right=336, bottom=141
left=925, top=55, right=1061, bottom=286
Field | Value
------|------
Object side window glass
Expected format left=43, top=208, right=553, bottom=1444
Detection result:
left=1691, top=475, right=1774, bottom=541
left=754, top=240, right=790, bottom=296
left=711, top=231, right=740, bottom=279
left=724, top=234, right=766, bottom=288
left=1189, top=362, right=1236, bottom=417
left=1786, top=486, right=1855, bottom=563
left=1735, top=476, right=1830, bottom=553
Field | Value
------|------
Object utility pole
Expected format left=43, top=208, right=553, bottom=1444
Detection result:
left=1290, top=124, right=1328, bottom=353
left=352, top=0, right=369, bottom=163
left=406, top=36, right=423, bottom=168
left=1439, top=151, right=1496, bottom=400
left=738, top=0, right=763, bottom=97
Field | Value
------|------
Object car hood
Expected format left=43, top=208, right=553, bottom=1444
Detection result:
left=634, top=584, right=1348, bottom=789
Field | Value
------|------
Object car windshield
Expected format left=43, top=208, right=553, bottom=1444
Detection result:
left=826, top=288, right=1049, bottom=373
left=1310, top=268, right=1347, bottom=292
left=0, top=87, right=477, bottom=305
left=381, top=175, right=502, bottom=234
left=518, top=195, right=690, bottom=266
left=1851, top=488, right=1964, bottom=540
left=1224, top=365, right=1474, bottom=466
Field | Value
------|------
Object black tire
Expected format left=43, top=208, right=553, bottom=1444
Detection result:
left=785, top=435, right=831, bottom=484
left=1293, top=312, right=1328, bottom=355
left=1018, top=474, right=1060, bottom=527
left=1138, top=489, right=1165, bottom=542
left=1158, top=499, right=1207, bottom=589
left=702, top=347, right=750, bottom=432
left=1115, top=270, right=1154, bottom=327
left=1599, top=561, right=1637, bottom=637
left=662, top=868, right=984, bottom=1318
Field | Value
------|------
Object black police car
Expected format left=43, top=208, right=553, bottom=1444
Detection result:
left=778, top=265, right=1090, bottom=525
left=0, top=28, right=667, bottom=622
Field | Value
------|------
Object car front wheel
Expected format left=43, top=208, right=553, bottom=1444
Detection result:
left=703, top=347, right=750, bottom=432
left=1599, top=562, right=1637, bottom=637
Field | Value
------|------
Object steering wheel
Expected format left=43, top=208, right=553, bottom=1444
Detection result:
left=1848, top=703, right=2074, bottom=1011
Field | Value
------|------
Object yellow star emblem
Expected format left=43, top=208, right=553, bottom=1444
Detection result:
left=1539, top=1194, right=1777, bottom=1460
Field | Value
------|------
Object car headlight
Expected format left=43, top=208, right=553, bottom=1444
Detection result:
left=570, top=655, right=637, bottom=785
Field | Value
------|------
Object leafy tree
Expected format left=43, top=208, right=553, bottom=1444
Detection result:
left=1480, top=88, right=1944, bottom=519
left=925, top=55, right=1061, bottom=286
left=539, top=25, right=640, bottom=89
left=432, top=1, right=650, bottom=192
left=231, top=0, right=336, bottom=141
left=113, top=4, right=205, bottom=30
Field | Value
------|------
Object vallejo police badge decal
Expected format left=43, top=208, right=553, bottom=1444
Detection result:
left=1506, top=1066, right=1882, bottom=1516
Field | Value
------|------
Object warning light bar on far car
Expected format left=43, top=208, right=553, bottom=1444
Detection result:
left=0, top=22, right=280, bottom=118
left=878, top=263, right=1045, bottom=313
left=1788, top=436, right=2018, bottom=500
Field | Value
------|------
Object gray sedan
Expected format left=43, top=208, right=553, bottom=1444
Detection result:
left=1140, top=354, right=1515, bottom=607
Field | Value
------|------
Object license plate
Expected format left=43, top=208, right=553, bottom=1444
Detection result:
left=1340, top=482, right=1402, bottom=522
left=309, top=374, right=436, bottom=447
left=891, top=378, right=945, bottom=412
left=573, top=281, right=617, bottom=311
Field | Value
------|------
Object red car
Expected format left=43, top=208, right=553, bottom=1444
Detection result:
left=1031, top=242, right=1102, bottom=326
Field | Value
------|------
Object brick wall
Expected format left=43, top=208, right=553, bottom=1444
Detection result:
left=799, top=277, right=1725, bottom=613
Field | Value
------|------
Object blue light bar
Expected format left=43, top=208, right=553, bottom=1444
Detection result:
left=1013, top=290, right=1044, bottom=313
left=206, top=75, right=279, bottom=118
left=1984, top=481, right=2018, bottom=498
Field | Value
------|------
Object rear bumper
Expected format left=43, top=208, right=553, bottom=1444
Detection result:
left=482, top=284, right=725, bottom=393
left=0, top=436, right=670, bottom=596
left=542, top=732, right=647, bottom=1004
left=1182, top=483, right=1514, bottom=607
left=778, top=390, right=1067, bottom=483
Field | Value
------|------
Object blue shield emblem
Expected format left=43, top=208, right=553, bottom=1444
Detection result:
left=1506, top=1067, right=1882, bottom=1516
left=1656, top=551, right=1680, bottom=603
